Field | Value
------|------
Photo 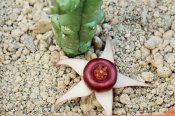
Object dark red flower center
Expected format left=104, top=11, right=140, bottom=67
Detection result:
left=83, top=58, right=117, bottom=92
left=93, top=64, right=108, bottom=81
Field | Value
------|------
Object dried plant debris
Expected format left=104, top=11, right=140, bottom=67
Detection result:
left=0, top=0, right=175, bottom=115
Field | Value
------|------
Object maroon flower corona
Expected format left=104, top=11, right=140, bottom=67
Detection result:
left=83, top=58, right=117, bottom=91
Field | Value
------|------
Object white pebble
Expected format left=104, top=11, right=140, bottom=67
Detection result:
left=165, top=53, right=175, bottom=64
left=41, top=53, right=50, bottom=64
left=93, top=99, right=101, bottom=108
left=171, top=20, right=175, bottom=31
left=141, top=46, right=150, bottom=58
left=164, top=46, right=172, bottom=53
left=93, top=36, right=103, bottom=49
left=157, top=67, right=172, bottom=78
left=144, top=36, right=162, bottom=50
left=22, top=48, right=30, bottom=55
left=122, top=88, right=134, bottom=94
left=64, top=76, right=70, bottom=85
left=135, top=50, right=141, bottom=59
left=153, top=53, right=163, bottom=68
left=49, top=45, right=57, bottom=51
left=30, top=19, right=52, bottom=34
left=40, top=92, right=48, bottom=100
left=51, top=51, right=60, bottom=63
left=170, top=38, right=175, bottom=49
left=163, top=30, right=173, bottom=40
left=119, top=94, right=131, bottom=104
left=11, top=29, right=23, bottom=38
left=156, top=97, right=163, bottom=105
left=141, top=72, right=154, bottom=82
left=114, top=108, right=126, bottom=115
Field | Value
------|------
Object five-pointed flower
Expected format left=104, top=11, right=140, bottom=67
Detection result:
left=55, top=39, right=149, bottom=115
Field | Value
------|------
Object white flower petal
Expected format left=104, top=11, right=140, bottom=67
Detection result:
left=95, top=90, right=113, bottom=116
left=55, top=80, right=93, bottom=105
left=100, top=39, right=114, bottom=63
left=56, top=58, right=88, bottom=76
left=114, top=73, right=150, bottom=88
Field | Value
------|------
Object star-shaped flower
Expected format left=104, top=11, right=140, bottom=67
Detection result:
left=55, top=39, right=149, bottom=115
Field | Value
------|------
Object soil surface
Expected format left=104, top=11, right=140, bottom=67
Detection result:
left=0, top=0, right=175, bottom=115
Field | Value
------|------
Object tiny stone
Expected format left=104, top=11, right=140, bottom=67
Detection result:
left=144, top=36, right=162, bottom=50
left=114, top=108, right=126, bottom=115
left=165, top=53, right=175, bottom=64
left=144, top=39, right=156, bottom=49
left=39, top=40, right=48, bottom=51
left=135, top=50, right=141, bottom=59
left=103, top=23, right=111, bottom=30
left=11, top=29, right=23, bottom=38
left=96, top=25, right=102, bottom=35
left=163, top=30, right=173, bottom=40
left=156, top=97, right=164, bottom=105
left=65, top=106, right=70, bottom=112
left=40, top=92, right=48, bottom=100
left=141, top=72, right=154, bottom=82
left=93, top=36, right=103, bottom=49
left=164, top=46, right=172, bottom=53
left=157, top=67, right=172, bottom=78
left=111, top=16, right=120, bottom=25
left=93, top=99, right=101, bottom=108
left=30, top=19, right=52, bottom=34
left=91, top=53, right=97, bottom=59
left=30, top=92, right=38, bottom=99
left=64, top=76, right=70, bottom=85
left=171, top=20, right=175, bottom=31
left=22, top=48, right=30, bottom=55
left=35, top=53, right=42, bottom=61
left=51, top=51, right=60, bottom=63
left=47, top=97, right=55, bottom=104
left=141, top=46, right=150, bottom=58
left=119, top=94, right=131, bottom=104
left=21, top=34, right=36, bottom=52
left=153, top=53, right=163, bottom=68
left=122, top=88, right=134, bottom=94
left=27, top=0, right=36, bottom=5
left=41, top=53, right=50, bottom=64
left=22, top=3, right=32, bottom=14
left=170, top=38, right=175, bottom=49
left=49, top=45, right=56, bottom=51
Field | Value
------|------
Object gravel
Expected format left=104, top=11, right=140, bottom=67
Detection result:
left=1, top=0, right=175, bottom=115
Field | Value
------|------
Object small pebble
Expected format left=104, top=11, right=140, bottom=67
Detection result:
left=157, top=67, right=172, bottom=78
left=30, top=19, right=52, bottom=34
left=156, top=97, right=164, bottom=105
left=114, top=108, right=126, bottom=115
left=141, top=72, right=154, bottom=82
left=170, top=38, right=175, bottom=49
left=11, top=29, right=23, bottom=38
left=163, top=30, right=173, bottom=40
left=144, top=36, right=162, bottom=50
left=171, top=20, right=175, bottom=31
left=119, top=94, right=131, bottom=104
left=93, top=36, right=103, bottom=49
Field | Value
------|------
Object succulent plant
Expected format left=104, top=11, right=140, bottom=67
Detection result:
left=49, top=0, right=105, bottom=57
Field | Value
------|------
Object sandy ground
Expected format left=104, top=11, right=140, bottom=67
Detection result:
left=1, top=0, right=175, bottom=115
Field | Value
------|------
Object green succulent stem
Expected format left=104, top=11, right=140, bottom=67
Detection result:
left=50, top=0, right=105, bottom=57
